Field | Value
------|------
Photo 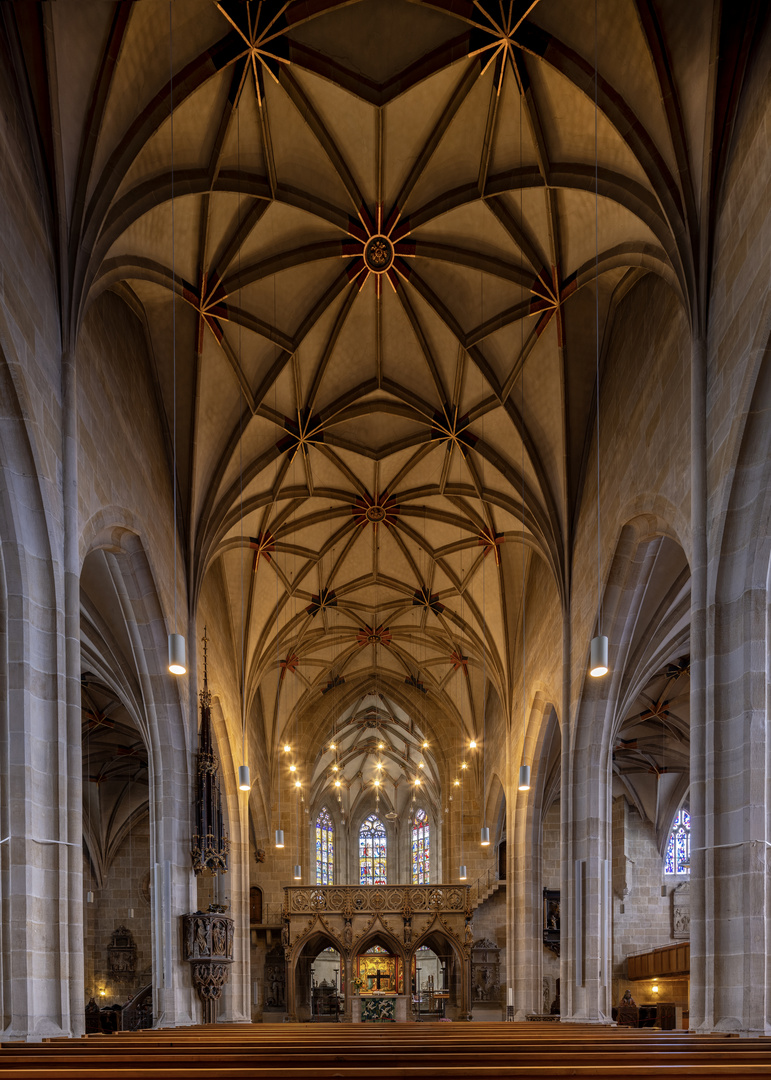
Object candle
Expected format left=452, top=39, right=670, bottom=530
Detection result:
left=507, top=988, right=513, bottom=1007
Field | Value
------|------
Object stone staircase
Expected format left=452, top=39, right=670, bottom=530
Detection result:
left=471, top=871, right=505, bottom=910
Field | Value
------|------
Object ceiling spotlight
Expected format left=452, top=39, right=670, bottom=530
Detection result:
left=374, top=779, right=380, bottom=787
left=329, top=742, right=336, bottom=750
left=414, top=778, right=421, bottom=786
left=332, top=764, right=339, bottom=771
left=422, top=741, right=429, bottom=749
left=289, top=764, right=296, bottom=772
left=378, top=742, right=384, bottom=749
left=283, top=744, right=291, bottom=753
left=418, top=761, right=424, bottom=769
left=469, top=739, right=477, bottom=749
left=461, top=761, right=467, bottom=770
left=454, top=779, right=460, bottom=787
left=334, top=780, right=341, bottom=788
left=376, top=761, right=383, bottom=770
left=294, top=780, right=301, bottom=789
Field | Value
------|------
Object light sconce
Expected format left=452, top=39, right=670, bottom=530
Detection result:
left=518, top=765, right=531, bottom=791
left=480, top=827, right=490, bottom=846
left=651, top=983, right=659, bottom=995
left=275, top=829, right=285, bottom=848
left=293, top=865, right=302, bottom=880
left=590, top=634, right=609, bottom=678
left=168, top=633, right=186, bottom=676
left=459, top=865, right=467, bottom=880
left=238, top=765, right=251, bottom=791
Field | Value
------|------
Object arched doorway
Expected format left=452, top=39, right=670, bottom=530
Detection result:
left=410, top=930, right=468, bottom=1020
left=292, top=933, right=343, bottom=1022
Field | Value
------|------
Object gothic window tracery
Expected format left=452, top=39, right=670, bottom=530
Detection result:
left=359, top=814, right=387, bottom=884
left=411, top=808, right=429, bottom=884
left=664, top=807, right=690, bottom=875
left=315, top=806, right=334, bottom=884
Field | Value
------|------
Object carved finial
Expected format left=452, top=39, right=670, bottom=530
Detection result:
left=202, top=627, right=209, bottom=687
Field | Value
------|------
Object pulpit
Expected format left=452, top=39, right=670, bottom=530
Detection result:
left=181, top=907, right=234, bottom=1023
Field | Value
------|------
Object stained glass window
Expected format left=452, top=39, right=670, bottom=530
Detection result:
left=411, top=808, right=429, bottom=884
left=359, top=814, right=387, bottom=884
left=664, top=807, right=690, bottom=875
left=315, top=806, right=334, bottom=884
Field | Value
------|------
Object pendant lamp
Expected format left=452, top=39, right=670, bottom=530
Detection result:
left=459, top=865, right=467, bottom=880
left=518, top=765, right=531, bottom=791
left=238, top=765, right=251, bottom=791
left=588, top=0, right=608, bottom=680
left=293, top=864, right=302, bottom=880
left=480, top=827, right=490, bottom=847
left=589, top=634, right=609, bottom=678
left=275, top=829, right=285, bottom=848
left=166, top=5, right=185, bottom=677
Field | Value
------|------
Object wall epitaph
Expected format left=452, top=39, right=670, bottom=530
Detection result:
left=672, top=881, right=690, bottom=939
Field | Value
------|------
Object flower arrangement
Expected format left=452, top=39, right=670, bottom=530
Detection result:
left=352, top=975, right=364, bottom=994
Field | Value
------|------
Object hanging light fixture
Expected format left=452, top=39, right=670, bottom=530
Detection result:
left=86, top=890, right=94, bottom=904
left=589, top=0, right=608, bottom=680
left=518, top=66, right=532, bottom=791
left=459, top=865, right=467, bottom=881
left=293, top=864, right=301, bottom=880
left=275, top=829, right=285, bottom=848
left=239, top=765, right=251, bottom=791
left=480, top=827, right=490, bottom=847
left=166, top=3, right=185, bottom=677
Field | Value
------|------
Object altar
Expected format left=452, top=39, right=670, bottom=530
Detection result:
left=352, top=994, right=410, bottom=1023
left=355, top=946, right=403, bottom=994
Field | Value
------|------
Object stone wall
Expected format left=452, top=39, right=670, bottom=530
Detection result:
left=83, top=817, right=152, bottom=1007
left=611, top=797, right=687, bottom=1007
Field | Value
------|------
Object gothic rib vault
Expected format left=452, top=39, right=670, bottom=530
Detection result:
left=0, top=0, right=768, bottom=1037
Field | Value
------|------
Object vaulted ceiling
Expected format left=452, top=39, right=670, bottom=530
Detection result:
left=10, top=0, right=758, bottom=768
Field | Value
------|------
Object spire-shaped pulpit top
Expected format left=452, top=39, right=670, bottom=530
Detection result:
left=191, top=629, right=229, bottom=875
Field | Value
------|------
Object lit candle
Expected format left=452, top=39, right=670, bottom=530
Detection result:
left=507, top=988, right=513, bottom=1007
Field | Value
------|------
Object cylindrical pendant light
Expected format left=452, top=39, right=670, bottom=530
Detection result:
left=293, top=864, right=301, bottom=880
left=589, top=634, right=609, bottom=678
left=480, top=826, right=490, bottom=846
left=238, top=765, right=251, bottom=791
left=459, top=865, right=467, bottom=880
left=275, top=829, right=284, bottom=848
left=168, top=632, right=186, bottom=675
left=518, top=765, right=531, bottom=791
left=127, top=908, right=135, bottom=919
left=86, top=890, right=94, bottom=904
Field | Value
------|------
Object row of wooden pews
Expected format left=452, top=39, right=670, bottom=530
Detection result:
left=3, top=1021, right=771, bottom=1077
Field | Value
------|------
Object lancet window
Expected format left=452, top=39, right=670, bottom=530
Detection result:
left=411, top=808, right=429, bottom=884
left=315, top=807, right=334, bottom=884
left=664, top=807, right=690, bottom=874
left=359, top=814, right=387, bottom=885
